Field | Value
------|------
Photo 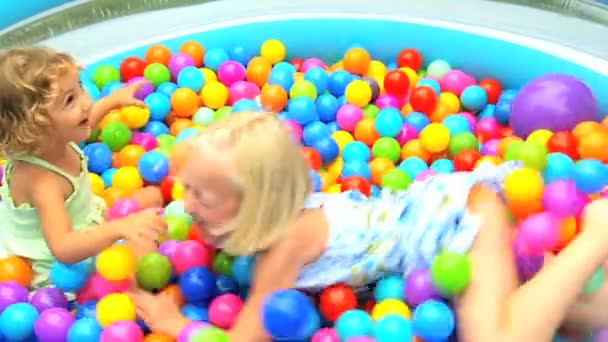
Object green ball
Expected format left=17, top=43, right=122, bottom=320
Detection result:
left=504, top=141, right=548, bottom=171
left=290, top=80, right=318, bottom=100
left=426, top=60, right=451, bottom=78
left=100, top=122, right=132, bottom=152
left=431, top=250, right=471, bottom=296
left=583, top=267, right=605, bottom=295
left=155, top=147, right=171, bottom=157
left=449, top=132, right=479, bottom=156
left=191, top=327, right=229, bottom=342
left=166, top=216, right=190, bottom=241
left=143, top=63, right=171, bottom=87
left=164, top=201, right=193, bottom=227
left=136, top=252, right=172, bottom=291
left=372, top=137, right=401, bottom=163
left=418, top=70, right=428, bottom=78
left=193, top=107, right=216, bottom=126
left=381, top=168, right=411, bottom=191
left=212, top=251, right=235, bottom=276
left=215, top=106, right=232, bottom=120
left=86, top=126, right=101, bottom=143
left=363, top=104, right=380, bottom=119
left=92, top=65, right=120, bottom=90
left=156, top=134, right=176, bottom=150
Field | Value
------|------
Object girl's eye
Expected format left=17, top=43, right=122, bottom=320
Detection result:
left=65, top=95, right=74, bottom=106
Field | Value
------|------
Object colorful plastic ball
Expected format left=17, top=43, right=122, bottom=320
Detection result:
left=341, top=160, right=371, bottom=181
left=398, top=157, right=428, bottom=180
left=319, top=284, right=358, bottom=322
left=96, top=245, right=136, bottom=281
left=83, top=143, right=112, bottom=174
left=381, top=168, right=411, bottom=190
left=231, top=256, right=254, bottom=287
left=83, top=82, right=101, bottom=102
left=67, top=317, right=102, bottom=342
left=372, top=299, right=411, bottom=321
left=374, top=274, right=405, bottom=302
left=304, top=67, right=330, bottom=94
left=573, top=159, right=608, bottom=194
left=260, top=39, right=286, bottom=64
left=50, top=260, right=90, bottom=293
left=92, top=65, right=120, bottom=90
left=90, top=272, right=131, bottom=298
left=336, top=104, right=363, bottom=132
left=315, top=94, right=339, bottom=123
left=374, top=314, right=413, bottom=342
left=430, top=250, right=471, bottom=296
left=143, top=121, right=170, bottom=137
left=460, top=85, right=488, bottom=111
left=135, top=150, right=169, bottom=184
left=100, top=320, right=143, bottom=342
left=287, top=96, right=318, bottom=125
left=504, top=140, right=548, bottom=171
left=327, top=70, right=352, bottom=96
left=208, top=294, right=243, bottom=329
left=519, top=212, right=560, bottom=255
left=101, top=122, right=132, bottom=152
left=312, top=137, right=340, bottom=164
left=412, top=300, right=455, bottom=341
left=395, top=123, right=418, bottom=146
left=342, top=141, right=371, bottom=162
left=335, top=309, right=374, bottom=341
left=542, top=180, right=579, bottom=218
left=179, top=267, right=216, bottom=303
left=302, top=121, right=330, bottom=147
left=543, top=153, right=575, bottom=183
left=0, top=281, right=28, bottom=313
left=343, top=48, right=371, bottom=76
left=107, top=198, right=140, bottom=221
left=504, top=167, right=545, bottom=210
left=403, top=112, right=430, bottom=133
left=453, top=149, right=481, bottom=171
left=136, top=252, right=173, bottom=291
left=311, top=328, right=339, bottom=342
left=96, top=293, right=136, bottom=328
left=182, top=304, right=209, bottom=322
left=431, top=158, right=454, bottom=174
left=291, top=80, right=318, bottom=100
left=449, top=132, right=479, bottom=157
left=0, top=302, right=39, bottom=341
left=345, top=80, right=373, bottom=107
left=583, top=267, right=605, bottom=295
left=171, top=241, right=211, bottom=275
left=442, top=114, right=471, bottom=136
left=404, top=268, right=441, bottom=306
left=263, top=289, right=320, bottom=340
left=419, top=123, right=450, bottom=153
left=34, top=307, right=74, bottom=342
left=375, top=107, right=403, bottom=137
left=168, top=52, right=195, bottom=79
left=30, top=287, right=69, bottom=312
left=383, top=70, right=410, bottom=98
left=144, top=63, right=171, bottom=88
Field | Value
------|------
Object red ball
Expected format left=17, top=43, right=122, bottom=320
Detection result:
left=188, top=225, right=217, bottom=261
left=499, top=126, right=513, bottom=138
left=409, top=86, right=437, bottom=114
left=290, top=58, right=304, bottom=72
left=396, top=48, right=423, bottom=71
left=478, top=78, right=503, bottom=104
left=319, top=284, right=357, bottom=322
left=120, top=57, right=147, bottom=82
left=361, top=299, right=376, bottom=314
left=547, top=131, right=579, bottom=159
left=453, top=150, right=480, bottom=172
left=160, top=176, right=176, bottom=203
left=383, top=70, right=410, bottom=98
left=301, top=147, right=322, bottom=171
left=341, top=176, right=371, bottom=197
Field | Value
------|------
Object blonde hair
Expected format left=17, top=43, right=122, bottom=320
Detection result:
left=0, top=47, right=77, bottom=157
left=190, top=112, right=312, bottom=255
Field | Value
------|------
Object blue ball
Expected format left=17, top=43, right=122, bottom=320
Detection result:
left=374, top=314, right=413, bottom=342
left=82, top=143, right=112, bottom=174
left=370, top=184, right=381, bottom=198
left=304, top=67, right=330, bottom=94
left=494, top=89, right=518, bottom=125
left=82, top=82, right=101, bottom=102
left=404, top=112, right=430, bottom=133
left=179, top=267, right=217, bottom=303
left=337, top=95, right=347, bottom=107
left=312, top=137, right=340, bottom=164
left=543, top=153, right=575, bottom=183
left=335, top=309, right=373, bottom=340
left=375, top=107, right=403, bottom=137
left=182, top=304, right=209, bottom=322
left=262, top=289, right=320, bottom=341
left=177, top=66, right=205, bottom=92
left=204, top=48, right=230, bottom=71
left=413, top=300, right=455, bottom=341
left=303, top=121, right=331, bottom=146
left=573, top=159, right=608, bottom=194
left=374, top=274, right=405, bottom=302
left=157, top=82, right=178, bottom=98
left=478, top=104, right=496, bottom=120
left=460, top=85, right=488, bottom=112
left=176, top=127, right=201, bottom=143
left=75, top=301, right=97, bottom=320
left=101, top=81, right=124, bottom=97
left=310, top=170, right=322, bottom=192
left=268, top=69, right=295, bottom=92
left=232, top=99, right=261, bottom=113
left=342, top=141, right=371, bottom=162
left=317, top=94, right=339, bottom=123
left=387, top=62, right=398, bottom=71
left=143, top=121, right=170, bottom=136
left=442, top=114, right=471, bottom=136
left=231, top=256, right=255, bottom=287
left=215, top=274, right=239, bottom=295
left=288, top=97, right=318, bottom=125
left=416, top=79, right=441, bottom=95
left=145, top=92, right=171, bottom=121
left=272, top=62, right=297, bottom=75
left=328, top=70, right=353, bottom=96
left=341, top=160, right=371, bottom=181
left=229, top=46, right=254, bottom=65
left=67, top=317, right=102, bottom=342
left=101, top=168, right=117, bottom=188
left=326, top=121, right=339, bottom=134
left=431, top=159, right=454, bottom=174
left=0, top=303, right=39, bottom=341
left=137, top=151, right=169, bottom=184
left=50, top=260, right=90, bottom=292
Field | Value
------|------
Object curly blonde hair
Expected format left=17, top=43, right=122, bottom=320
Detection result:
left=0, top=47, right=77, bottom=157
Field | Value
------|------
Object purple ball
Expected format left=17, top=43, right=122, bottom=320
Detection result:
left=595, top=329, right=608, bottom=342
left=458, top=112, right=477, bottom=132
left=0, top=281, right=28, bottom=313
left=34, top=307, right=74, bottom=342
left=404, top=268, right=441, bottom=306
left=513, top=238, right=544, bottom=282
left=362, top=77, right=380, bottom=102
left=168, top=52, right=195, bottom=78
left=127, top=76, right=154, bottom=101
left=481, top=139, right=500, bottom=156
left=30, top=288, right=69, bottom=312
left=178, top=321, right=209, bottom=342
left=542, top=180, right=580, bottom=218
left=158, top=240, right=181, bottom=258
left=510, top=74, right=598, bottom=138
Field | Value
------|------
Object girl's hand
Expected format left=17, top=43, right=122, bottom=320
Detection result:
left=107, top=80, right=147, bottom=108
left=120, top=208, right=167, bottom=242
left=129, top=288, right=190, bottom=338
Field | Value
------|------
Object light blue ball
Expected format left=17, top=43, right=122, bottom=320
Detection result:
left=288, top=97, right=318, bottom=125
left=182, top=304, right=209, bottom=322
left=232, top=256, right=255, bottom=287
left=310, top=170, right=322, bottom=192
left=460, top=85, right=488, bottom=112
left=101, top=168, right=117, bottom=188
left=399, top=157, right=428, bottom=179
left=145, top=92, right=171, bottom=121
left=232, top=99, right=261, bottom=113
left=573, top=159, right=608, bottom=194
left=176, top=127, right=201, bottom=143
left=303, top=121, right=331, bottom=147
left=543, top=153, right=575, bottom=183
left=157, top=82, right=178, bottom=98
left=442, top=114, right=471, bottom=136
left=416, top=79, right=441, bottom=95
left=335, top=309, right=374, bottom=341
left=403, top=112, right=430, bottom=133
left=316, top=93, right=339, bottom=123
left=413, top=300, right=455, bottom=341
left=268, top=69, right=295, bottom=92
left=0, top=303, right=39, bottom=341
left=375, top=107, right=403, bottom=137
left=177, top=66, right=205, bottom=92
left=341, top=160, right=372, bottom=181
left=342, top=141, right=371, bottom=163
left=304, top=67, right=330, bottom=94
left=312, top=137, right=340, bottom=164
left=203, top=48, right=230, bottom=71
left=143, top=121, right=170, bottom=136
left=137, top=151, right=169, bottom=184
left=67, top=317, right=102, bottom=342
left=478, top=104, right=496, bottom=119
left=374, top=314, right=413, bottom=342
left=431, top=159, right=454, bottom=174
left=50, top=260, right=91, bottom=292
left=82, top=82, right=101, bottom=102
left=374, top=274, right=405, bottom=302
left=328, top=70, right=352, bottom=97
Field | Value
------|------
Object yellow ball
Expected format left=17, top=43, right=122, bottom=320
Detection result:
left=332, top=131, right=355, bottom=151
left=200, top=81, right=229, bottom=109
left=96, top=293, right=136, bottom=328
left=88, top=173, right=105, bottom=196
left=419, top=123, right=451, bottom=153
left=96, top=245, right=136, bottom=281
left=504, top=167, right=544, bottom=204
left=527, top=129, right=554, bottom=147
left=327, top=158, right=344, bottom=177
left=345, top=80, right=372, bottom=107
left=112, top=166, right=143, bottom=196
left=399, top=67, right=419, bottom=89
left=200, top=68, right=217, bottom=82
left=327, top=184, right=342, bottom=193
left=371, top=299, right=411, bottom=320
left=476, top=155, right=502, bottom=166
left=172, top=181, right=184, bottom=201
left=121, top=106, right=150, bottom=129
left=439, top=92, right=461, bottom=113
left=367, top=60, right=387, bottom=78
left=260, top=39, right=286, bottom=64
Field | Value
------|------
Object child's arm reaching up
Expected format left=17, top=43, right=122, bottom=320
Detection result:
left=88, top=80, right=146, bottom=129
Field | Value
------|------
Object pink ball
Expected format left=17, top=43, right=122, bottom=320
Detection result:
left=168, top=53, right=195, bottom=79
left=518, top=212, right=560, bottom=255
left=440, top=70, right=476, bottom=96
left=481, top=139, right=500, bottom=156
left=218, top=61, right=246, bottom=87
left=171, top=240, right=211, bottom=275
left=228, top=81, right=260, bottom=104
left=336, top=104, right=363, bottom=132
left=301, top=58, right=327, bottom=72
left=208, top=294, right=243, bottom=329
left=76, top=276, right=97, bottom=304
left=100, top=321, right=144, bottom=342
left=415, top=169, right=437, bottom=182
left=91, top=273, right=131, bottom=298
left=347, top=338, right=375, bottom=342
left=395, top=123, right=418, bottom=145
left=131, top=132, right=158, bottom=151
left=283, top=120, right=303, bottom=143
left=542, top=180, right=580, bottom=218
left=458, top=112, right=477, bottom=132
left=575, top=193, right=592, bottom=222
left=476, top=117, right=500, bottom=139
left=311, top=328, right=340, bottom=342
left=107, top=198, right=141, bottom=221
left=375, top=94, right=401, bottom=110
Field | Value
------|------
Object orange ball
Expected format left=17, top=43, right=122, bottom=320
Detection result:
left=429, top=103, right=452, bottom=122
left=577, top=130, right=608, bottom=161
left=353, top=118, right=380, bottom=146
left=573, top=121, right=605, bottom=141
left=497, top=136, right=523, bottom=159
left=260, top=85, right=288, bottom=112
left=144, top=333, right=175, bottom=342
left=343, top=48, right=371, bottom=76
left=170, top=88, right=199, bottom=118
left=369, top=158, right=395, bottom=186
left=0, top=256, right=32, bottom=287
left=99, top=110, right=124, bottom=130
left=164, top=111, right=178, bottom=128
left=111, top=153, right=120, bottom=169
left=117, top=144, right=146, bottom=167
left=145, top=45, right=172, bottom=65
left=246, top=57, right=272, bottom=87
left=170, top=119, right=194, bottom=137
left=160, top=284, right=185, bottom=307
left=102, top=187, right=125, bottom=207
left=179, top=41, right=205, bottom=67
left=556, top=217, right=578, bottom=250
left=401, top=139, right=431, bottom=163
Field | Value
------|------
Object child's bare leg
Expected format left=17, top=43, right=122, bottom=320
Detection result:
left=132, top=186, right=164, bottom=209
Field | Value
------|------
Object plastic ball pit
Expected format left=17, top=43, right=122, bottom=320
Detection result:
left=1, top=0, right=608, bottom=341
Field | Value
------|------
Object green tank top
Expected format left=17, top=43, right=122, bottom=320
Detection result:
left=0, top=142, right=106, bottom=290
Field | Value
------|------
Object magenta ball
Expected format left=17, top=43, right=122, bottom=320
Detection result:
left=100, top=321, right=143, bottom=342
left=395, top=123, right=418, bottom=145
left=171, top=240, right=211, bottom=275
left=34, top=307, right=74, bottom=342
left=594, top=329, right=608, bottom=341
left=158, top=240, right=181, bottom=259
left=513, top=237, right=544, bottom=281
left=218, top=61, right=246, bottom=87
left=518, top=212, right=560, bottom=255
left=336, top=104, right=363, bottom=132
left=476, top=117, right=500, bottom=139
left=481, top=139, right=500, bottom=156
left=178, top=322, right=209, bottom=342
left=458, top=112, right=477, bottom=132
left=440, top=70, right=476, bottom=96
left=131, top=132, right=158, bottom=151
left=0, top=281, right=28, bottom=312
left=404, top=268, right=441, bottom=306
left=208, top=293, right=243, bottom=329
left=168, top=53, right=195, bottom=78
left=346, top=337, right=375, bottom=342
left=229, top=80, right=260, bottom=104
left=375, top=94, right=401, bottom=110
left=301, top=58, right=327, bottom=72
left=127, top=77, right=154, bottom=101
left=415, top=169, right=437, bottom=182
left=283, top=120, right=303, bottom=143
left=107, top=198, right=141, bottom=221
left=30, top=287, right=69, bottom=312
left=542, top=180, right=580, bottom=218
left=311, top=328, right=339, bottom=342
left=510, top=74, right=598, bottom=138
left=91, top=273, right=130, bottom=298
